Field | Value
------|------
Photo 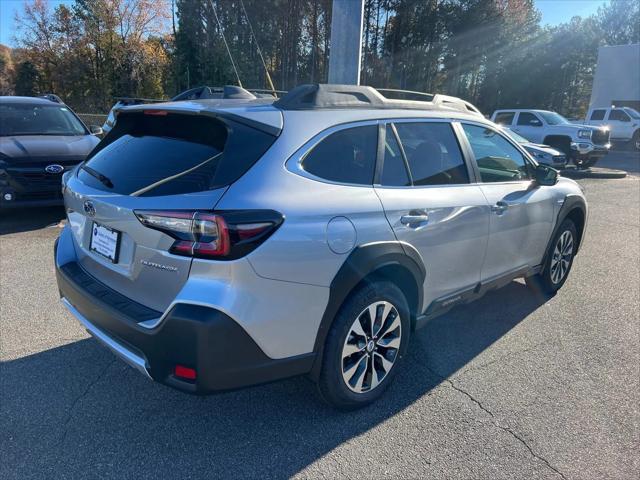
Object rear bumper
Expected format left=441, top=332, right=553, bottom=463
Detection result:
left=55, top=240, right=315, bottom=394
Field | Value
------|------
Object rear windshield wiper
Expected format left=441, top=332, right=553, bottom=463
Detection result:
left=80, top=164, right=114, bottom=189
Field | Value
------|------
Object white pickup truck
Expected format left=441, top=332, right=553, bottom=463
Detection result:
left=584, top=107, right=640, bottom=151
left=491, top=109, right=611, bottom=168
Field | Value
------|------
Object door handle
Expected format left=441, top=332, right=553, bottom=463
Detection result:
left=491, top=201, right=509, bottom=214
left=401, top=212, right=429, bottom=226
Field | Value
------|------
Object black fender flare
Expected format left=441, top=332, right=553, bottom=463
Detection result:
left=541, top=194, right=587, bottom=273
left=309, top=241, right=425, bottom=379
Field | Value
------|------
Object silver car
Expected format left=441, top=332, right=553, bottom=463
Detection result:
left=502, top=127, right=568, bottom=169
left=55, top=84, right=587, bottom=409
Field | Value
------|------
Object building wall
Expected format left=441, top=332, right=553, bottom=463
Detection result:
left=589, top=44, right=640, bottom=111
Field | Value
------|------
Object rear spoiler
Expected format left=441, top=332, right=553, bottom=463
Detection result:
left=115, top=105, right=282, bottom=137
left=113, top=97, right=166, bottom=106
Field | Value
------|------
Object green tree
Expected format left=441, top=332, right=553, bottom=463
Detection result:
left=0, top=45, right=15, bottom=95
left=14, top=60, right=39, bottom=95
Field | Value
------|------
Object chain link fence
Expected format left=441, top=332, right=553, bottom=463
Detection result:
left=78, top=113, right=108, bottom=127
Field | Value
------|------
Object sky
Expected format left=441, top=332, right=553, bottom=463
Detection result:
left=0, top=0, right=611, bottom=48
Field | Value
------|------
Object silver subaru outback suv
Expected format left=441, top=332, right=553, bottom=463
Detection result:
left=55, top=84, right=587, bottom=409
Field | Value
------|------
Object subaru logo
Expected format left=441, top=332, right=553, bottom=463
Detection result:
left=83, top=200, right=96, bottom=217
left=45, top=164, right=64, bottom=174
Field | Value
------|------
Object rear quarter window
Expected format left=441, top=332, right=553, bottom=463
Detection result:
left=78, top=112, right=276, bottom=196
left=301, top=125, right=377, bottom=185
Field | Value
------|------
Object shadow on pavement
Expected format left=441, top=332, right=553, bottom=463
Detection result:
left=1, top=281, right=551, bottom=478
left=599, top=150, right=640, bottom=175
left=0, top=206, right=65, bottom=235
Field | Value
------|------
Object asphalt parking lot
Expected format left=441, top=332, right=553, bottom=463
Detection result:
left=1, top=151, right=638, bottom=479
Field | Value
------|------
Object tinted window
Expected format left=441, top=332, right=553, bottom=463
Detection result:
left=394, top=122, right=469, bottom=186
left=537, top=111, right=569, bottom=125
left=517, top=112, right=542, bottom=126
left=0, top=103, right=86, bottom=136
left=609, top=109, right=630, bottom=122
left=380, top=125, right=410, bottom=186
left=462, top=124, right=531, bottom=183
left=302, top=125, right=377, bottom=185
left=78, top=112, right=275, bottom=196
left=494, top=112, right=515, bottom=125
left=590, top=109, right=606, bottom=121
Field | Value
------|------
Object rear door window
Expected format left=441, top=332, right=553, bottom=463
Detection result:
left=517, top=112, right=542, bottom=126
left=590, top=109, right=606, bottom=121
left=301, top=125, right=377, bottom=185
left=78, top=112, right=276, bottom=196
left=380, top=125, right=410, bottom=186
left=393, top=122, right=469, bottom=186
left=494, top=112, right=515, bottom=126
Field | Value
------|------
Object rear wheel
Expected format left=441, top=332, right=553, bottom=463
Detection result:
left=526, top=219, right=577, bottom=294
left=631, top=131, right=640, bottom=152
left=317, top=280, right=410, bottom=410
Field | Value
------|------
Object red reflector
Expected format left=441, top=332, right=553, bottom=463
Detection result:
left=174, top=365, right=196, bottom=380
left=144, top=110, right=168, bottom=116
left=236, top=222, right=272, bottom=240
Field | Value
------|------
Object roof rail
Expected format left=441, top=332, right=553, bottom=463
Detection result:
left=274, top=84, right=482, bottom=116
left=376, top=88, right=434, bottom=102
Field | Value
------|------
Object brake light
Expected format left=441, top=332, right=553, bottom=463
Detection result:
left=144, top=110, right=168, bottom=116
left=174, top=365, right=196, bottom=380
left=134, top=210, right=283, bottom=260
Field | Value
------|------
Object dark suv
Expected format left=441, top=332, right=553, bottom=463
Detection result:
left=0, top=96, right=101, bottom=208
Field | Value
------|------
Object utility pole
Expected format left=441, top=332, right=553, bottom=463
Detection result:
left=328, top=0, right=365, bottom=85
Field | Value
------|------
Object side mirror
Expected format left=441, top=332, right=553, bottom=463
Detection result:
left=530, top=120, right=542, bottom=126
left=534, top=164, right=558, bottom=186
left=90, top=125, right=104, bottom=136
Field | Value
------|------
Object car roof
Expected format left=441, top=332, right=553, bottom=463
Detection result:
left=0, top=96, right=62, bottom=105
left=494, top=109, right=554, bottom=114
left=125, top=96, right=491, bottom=138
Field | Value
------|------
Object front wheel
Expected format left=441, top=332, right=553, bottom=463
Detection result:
left=572, top=154, right=598, bottom=169
left=526, top=219, right=577, bottom=294
left=317, top=280, right=410, bottom=410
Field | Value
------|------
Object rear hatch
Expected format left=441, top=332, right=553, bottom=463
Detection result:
left=63, top=108, right=279, bottom=312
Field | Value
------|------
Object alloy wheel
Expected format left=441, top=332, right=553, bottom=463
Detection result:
left=341, top=301, right=402, bottom=393
left=550, top=230, right=574, bottom=284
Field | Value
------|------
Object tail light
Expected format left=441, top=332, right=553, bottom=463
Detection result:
left=134, top=210, right=283, bottom=260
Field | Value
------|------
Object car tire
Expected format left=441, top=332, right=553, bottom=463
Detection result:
left=317, top=279, right=410, bottom=410
left=631, top=131, right=640, bottom=152
left=580, top=156, right=598, bottom=168
left=526, top=218, right=578, bottom=295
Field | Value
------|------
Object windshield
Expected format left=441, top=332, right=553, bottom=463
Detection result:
left=537, top=111, right=570, bottom=125
left=0, top=103, right=86, bottom=136
left=502, top=128, right=529, bottom=144
left=623, top=107, right=640, bottom=119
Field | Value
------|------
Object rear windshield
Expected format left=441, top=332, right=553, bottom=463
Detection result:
left=78, top=112, right=276, bottom=196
